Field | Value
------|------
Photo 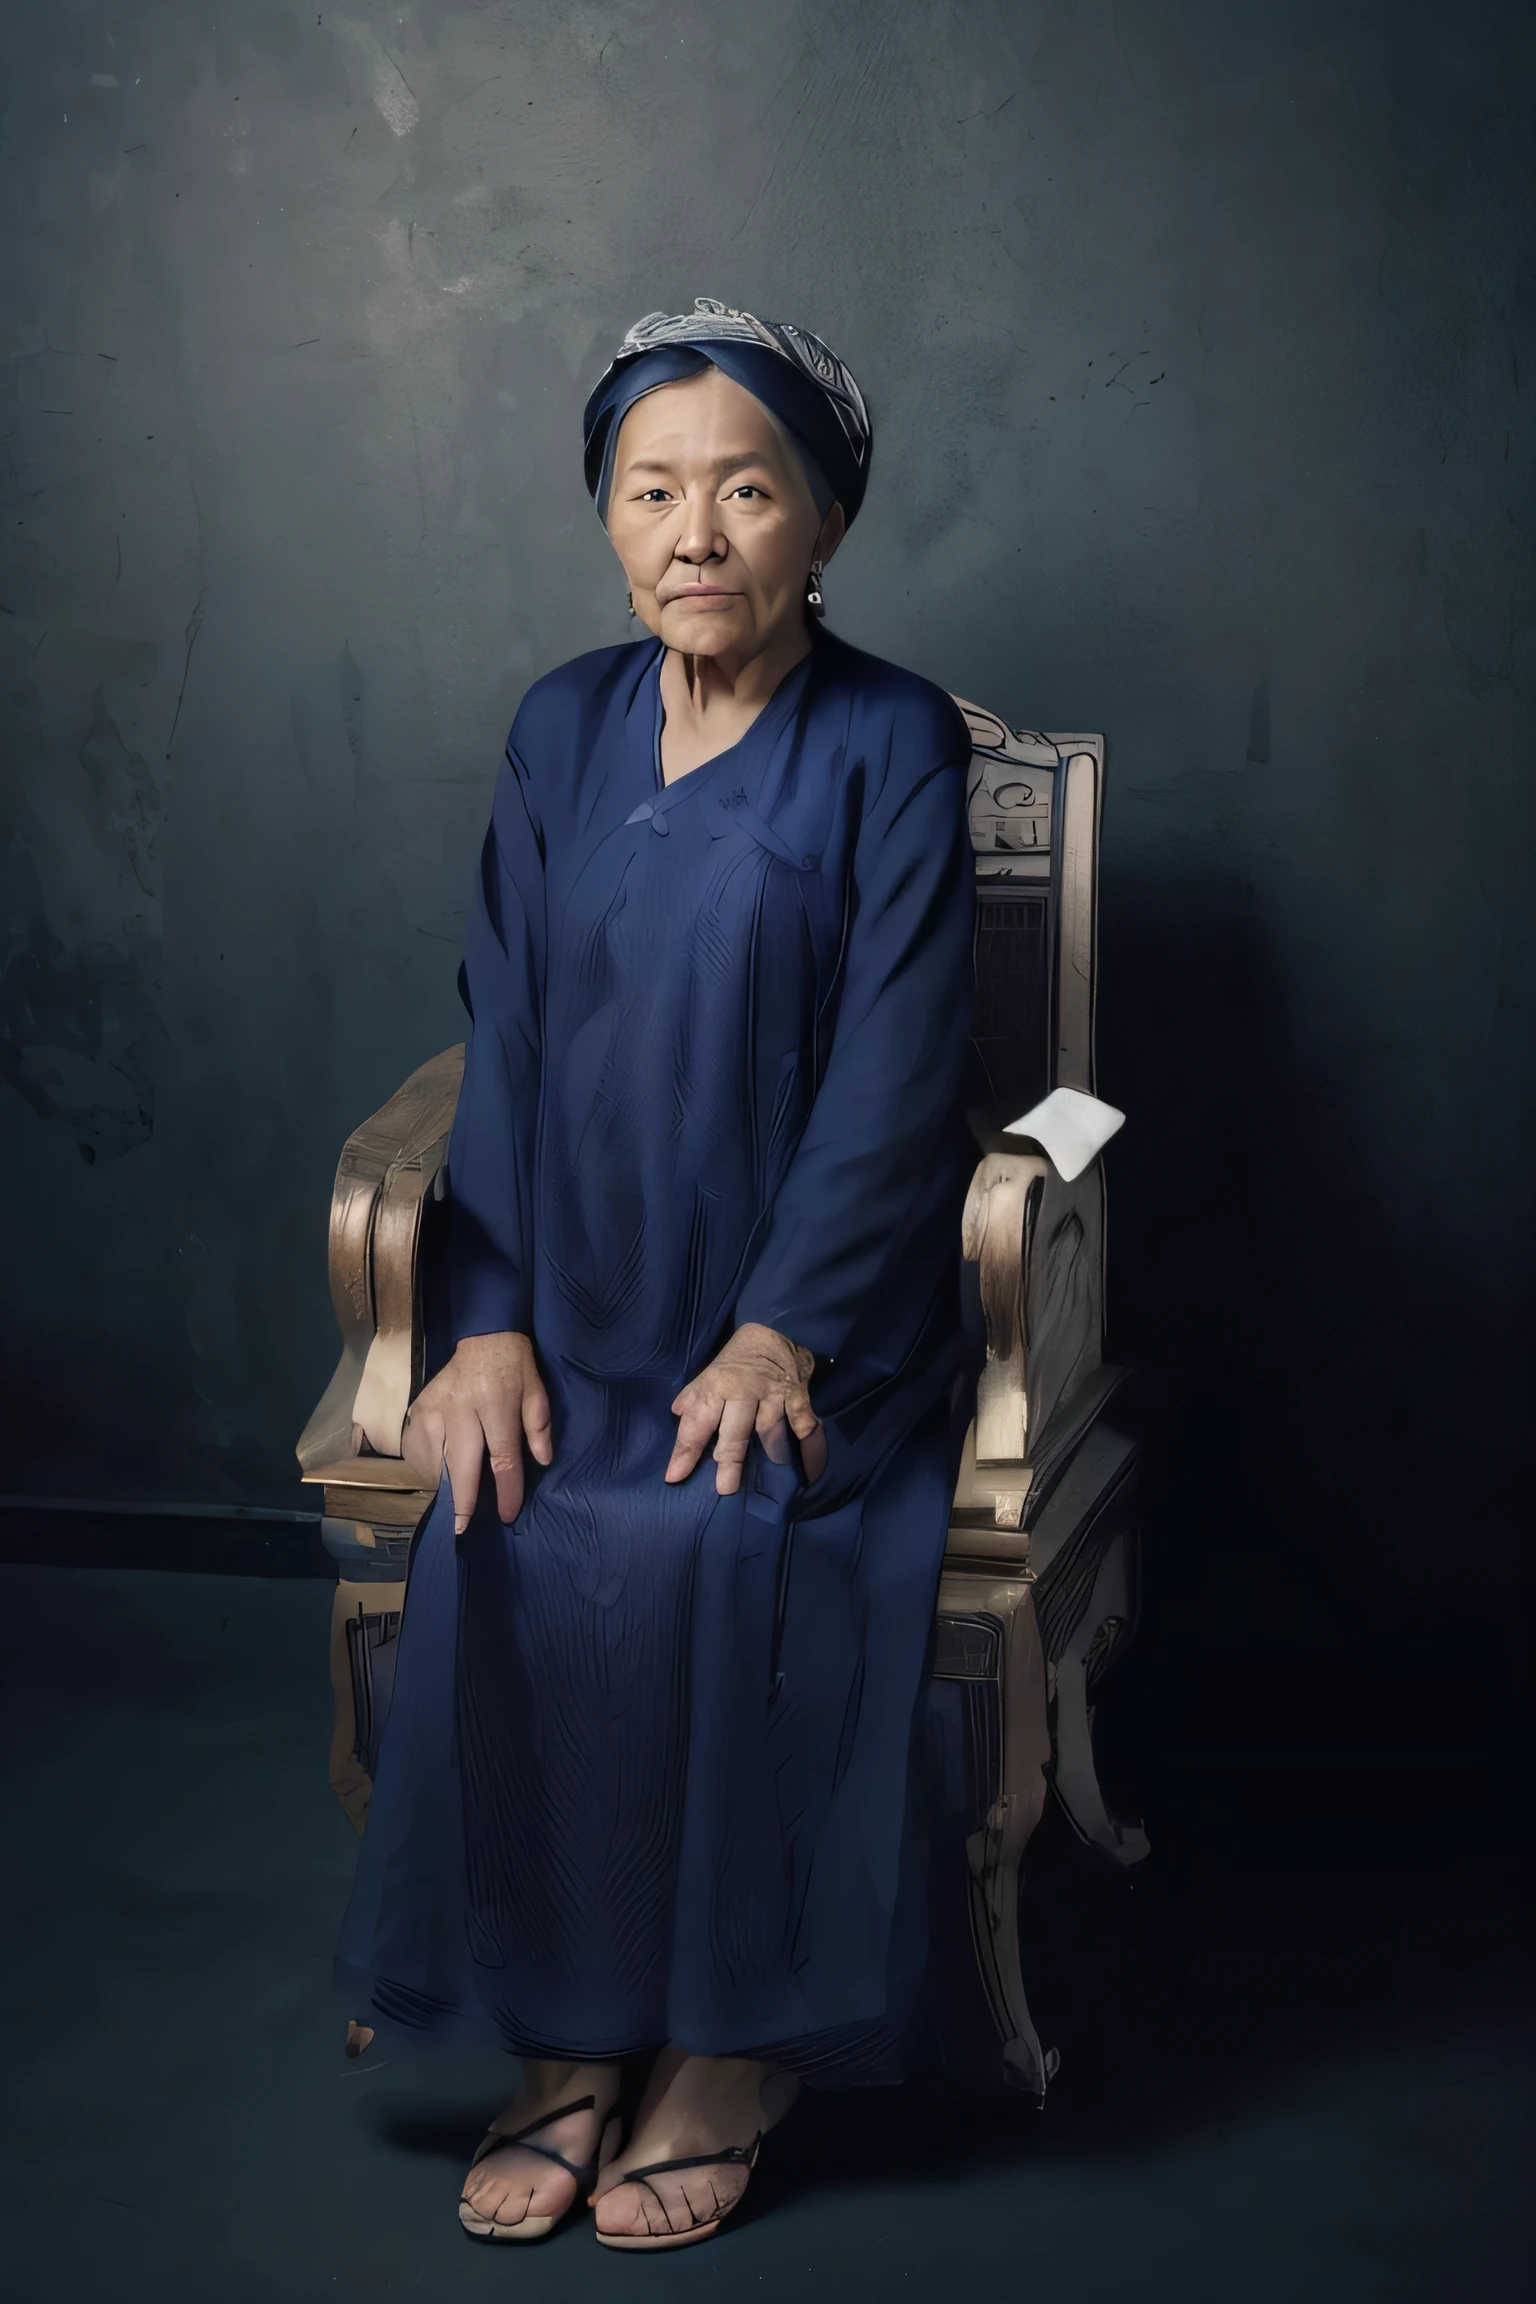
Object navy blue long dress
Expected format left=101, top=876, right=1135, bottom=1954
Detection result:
left=336, top=623, right=977, bottom=2086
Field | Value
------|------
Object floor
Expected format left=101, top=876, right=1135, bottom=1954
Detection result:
left=0, top=1561, right=1529, bottom=2303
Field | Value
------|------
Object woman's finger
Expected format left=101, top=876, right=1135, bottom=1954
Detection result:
left=443, top=1408, right=486, bottom=1533
left=401, top=1403, right=445, bottom=1486
left=712, top=1398, right=758, bottom=1495
left=490, top=1419, right=531, bottom=1529
left=521, top=1372, right=554, bottom=1467
left=487, top=1451, right=524, bottom=1528
left=784, top=1385, right=820, bottom=1441
left=480, top=1385, right=526, bottom=1528
left=784, top=1384, right=827, bottom=1481
left=755, top=1396, right=792, bottom=1464
left=665, top=1386, right=723, bottom=1484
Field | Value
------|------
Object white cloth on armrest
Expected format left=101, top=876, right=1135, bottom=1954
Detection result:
left=1003, top=1086, right=1125, bottom=1182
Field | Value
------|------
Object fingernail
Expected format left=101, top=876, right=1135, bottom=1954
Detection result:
left=454, top=1515, right=468, bottom=1534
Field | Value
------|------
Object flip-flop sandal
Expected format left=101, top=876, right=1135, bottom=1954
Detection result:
left=459, top=2093, right=623, bottom=2243
left=591, top=2132, right=762, bottom=2252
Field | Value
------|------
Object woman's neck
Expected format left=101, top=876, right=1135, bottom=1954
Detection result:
left=657, top=624, right=813, bottom=784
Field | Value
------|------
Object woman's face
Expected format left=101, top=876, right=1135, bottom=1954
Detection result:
left=605, top=366, right=845, bottom=660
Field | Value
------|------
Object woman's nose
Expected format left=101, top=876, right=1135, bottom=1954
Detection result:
left=674, top=490, right=723, bottom=564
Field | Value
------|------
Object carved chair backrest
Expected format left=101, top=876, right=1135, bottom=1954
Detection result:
left=954, top=713, right=1108, bottom=1481
left=957, top=704, right=1104, bottom=1130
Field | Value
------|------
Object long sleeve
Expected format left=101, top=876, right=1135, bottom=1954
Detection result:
left=446, top=736, right=547, bottom=1341
left=733, top=696, right=974, bottom=1367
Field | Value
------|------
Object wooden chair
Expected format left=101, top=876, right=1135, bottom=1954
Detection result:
left=298, top=699, right=1147, bottom=2092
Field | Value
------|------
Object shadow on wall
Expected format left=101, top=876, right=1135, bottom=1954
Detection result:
left=1094, top=872, right=1532, bottom=1868
left=0, top=682, right=162, bottom=1165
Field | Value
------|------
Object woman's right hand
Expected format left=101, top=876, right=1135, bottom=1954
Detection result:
left=401, top=1331, right=553, bottom=1532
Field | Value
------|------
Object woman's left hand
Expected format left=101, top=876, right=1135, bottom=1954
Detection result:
left=667, top=1322, right=828, bottom=1495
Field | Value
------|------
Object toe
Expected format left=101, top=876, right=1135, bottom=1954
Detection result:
left=678, top=2165, right=744, bottom=2228
left=593, top=2179, right=656, bottom=2238
left=463, top=2148, right=570, bottom=2230
left=593, top=2165, right=744, bottom=2239
left=590, top=2181, right=630, bottom=2236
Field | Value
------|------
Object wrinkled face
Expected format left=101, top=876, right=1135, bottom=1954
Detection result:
left=604, top=365, right=844, bottom=659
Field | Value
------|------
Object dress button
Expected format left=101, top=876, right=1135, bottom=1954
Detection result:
left=652, top=813, right=670, bottom=836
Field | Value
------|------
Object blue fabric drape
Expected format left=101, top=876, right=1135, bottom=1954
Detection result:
left=335, top=627, right=977, bottom=2083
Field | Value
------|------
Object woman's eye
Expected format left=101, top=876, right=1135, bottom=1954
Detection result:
left=728, top=484, right=764, bottom=500
left=639, top=488, right=672, bottom=502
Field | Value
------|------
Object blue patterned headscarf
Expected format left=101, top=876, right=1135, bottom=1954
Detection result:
left=582, top=297, right=873, bottom=527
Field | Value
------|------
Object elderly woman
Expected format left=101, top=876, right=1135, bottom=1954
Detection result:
left=336, top=299, right=977, bottom=2252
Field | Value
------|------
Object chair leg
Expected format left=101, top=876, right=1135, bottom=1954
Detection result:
left=961, top=1586, right=1057, bottom=2097
left=327, top=1576, right=407, bottom=1835
left=1050, top=1530, right=1150, bottom=1866
left=327, top=1579, right=375, bottom=1835
left=964, top=1806, right=1059, bottom=2097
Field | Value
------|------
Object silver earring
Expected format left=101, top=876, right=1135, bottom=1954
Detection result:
left=806, top=560, right=825, bottom=618
left=627, top=588, right=636, bottom=617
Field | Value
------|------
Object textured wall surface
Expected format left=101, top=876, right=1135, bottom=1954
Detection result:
left=1, top=0, right=1530, bottom=1686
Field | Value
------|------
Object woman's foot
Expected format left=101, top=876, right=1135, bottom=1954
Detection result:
left=459, top=2059, right=622, bottom=2240
left=589, top=2047, right=799, bottom=2248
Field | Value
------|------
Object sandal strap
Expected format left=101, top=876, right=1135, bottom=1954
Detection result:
left=620, top=2132, right=762, bottom=2192
left=475, top=2095, right=608, bottom=2186
left=489, top=2093, right=598, bottom=2146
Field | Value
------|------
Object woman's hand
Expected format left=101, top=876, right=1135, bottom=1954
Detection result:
left=401, top=1331, right=553, bottom=1532
left=666, top=1322, right=828, bottom=1496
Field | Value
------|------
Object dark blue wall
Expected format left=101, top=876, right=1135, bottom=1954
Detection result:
left=2, top=3, right=1531, bottom=1808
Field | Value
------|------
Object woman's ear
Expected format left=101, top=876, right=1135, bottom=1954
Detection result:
left=816, top=502, right=848, bottom=567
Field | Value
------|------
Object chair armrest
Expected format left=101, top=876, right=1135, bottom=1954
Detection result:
left=956, top=1146, right=1105, bottom=1495
left=963, top=1150, right=1050, bottom=1465
left=1021, top=1154, right=1105, bottom=1451
left=296, top=1045, right=464, bottom=1479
